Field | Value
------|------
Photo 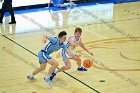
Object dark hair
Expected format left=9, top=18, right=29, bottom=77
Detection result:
left=58, top=31, right=67, bottom=38
left=75, top=27, right=82, bottom=33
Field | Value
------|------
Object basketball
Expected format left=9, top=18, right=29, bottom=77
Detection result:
left=83, top=59, right=93, bottom=68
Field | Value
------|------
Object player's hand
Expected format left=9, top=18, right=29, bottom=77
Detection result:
left=42, top=39, right=47, bottom=44
left=42, top=35, right=47, bottom=44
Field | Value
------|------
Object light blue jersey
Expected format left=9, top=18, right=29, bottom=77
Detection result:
left=38, top=37, right=67, bottom=64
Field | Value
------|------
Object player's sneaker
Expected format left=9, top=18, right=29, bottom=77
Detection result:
left=50, top=72, right=56, bottom=81
left=27, top=75, right=37, bottom=81
left=77, top=67, right=87, bottom=71
left=44, top=77, right=52, bottom=86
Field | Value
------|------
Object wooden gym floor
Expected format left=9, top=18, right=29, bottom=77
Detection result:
left=0, top=1, right=140, bottom=93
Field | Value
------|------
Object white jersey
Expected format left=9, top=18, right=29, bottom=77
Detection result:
left=66, top=35, right=81, bottom=51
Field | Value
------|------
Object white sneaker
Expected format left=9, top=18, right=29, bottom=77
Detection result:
left=27, top=75, right=37, bottom=81
left=44, top=77, right=52, bottom=86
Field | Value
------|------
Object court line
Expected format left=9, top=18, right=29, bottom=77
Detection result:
left=2, top=35, right=100, bottom=93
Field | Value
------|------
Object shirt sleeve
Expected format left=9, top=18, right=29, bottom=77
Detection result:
left=48, top=37, right=57, bottom=44
left=62, top=44, right=67, bottom=51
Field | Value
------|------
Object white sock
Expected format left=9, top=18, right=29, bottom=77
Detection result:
left=54, top=70, right=57, bottom=74
left=78, top=66, right=82, bottom=68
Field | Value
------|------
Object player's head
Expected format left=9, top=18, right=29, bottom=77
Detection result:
left=58, top=31, right=67, bottom=43
left=74, top=27, right=82, bottom=38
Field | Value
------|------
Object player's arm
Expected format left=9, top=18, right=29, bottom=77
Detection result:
left=42, top=35, right=58, bottom=44
left=79, top=39, right=93, bottom=56
left=42, top=35, right=51, bottom=44
left=42, top=35, right=49, bottom=44
left=66, top=50, right=76, bottom=59
left=66, top=50, right=75, bottom=58
left=63, top=44, right=76, bottom=59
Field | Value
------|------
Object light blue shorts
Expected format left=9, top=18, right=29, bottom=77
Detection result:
left=38, top=51, right=52, bottom=64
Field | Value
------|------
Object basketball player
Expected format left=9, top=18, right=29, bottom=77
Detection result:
left=50, top=27, right=93, bottom=81
left=0, top=0, right=16, bottom=24
left=27, top=31, right=75, bottom=86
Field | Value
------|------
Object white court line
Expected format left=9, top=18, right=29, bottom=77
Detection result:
left=50, top=9, right=108, bottom=39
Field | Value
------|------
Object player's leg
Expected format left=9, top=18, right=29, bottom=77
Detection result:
left=50, top=49, right=71, bottom=81
left=7, top=3, right=16, bottom=24
left=57, top=49, right=71, bottom=72
left=44, top=58, right=58, bottom=86
left=0, top=4, right=6, bottom=23
left=72, top=55, right=81, bottom=67
left=72, top=55, right=87, bottom=71
left=46, top=58, right=59, bottom=76
left=27, top=51, right=48, bottom=81
left=58, top=49, right=71, bottom=72
left=27, top=51, right=58, bottom=85
left=27, top=63, right=46, bottom=81
left=50, top=58, right=71, bottom=81
left=33, top=63, right=46, bottom=75
left=58, top=58, right=71, bottom=73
